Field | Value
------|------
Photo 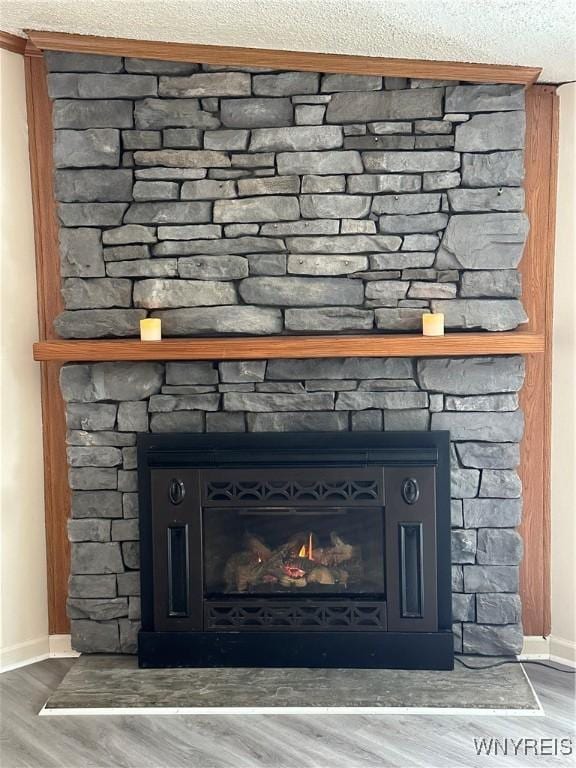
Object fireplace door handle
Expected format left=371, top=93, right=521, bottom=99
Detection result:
left=168, top=478, right=185, bottom=505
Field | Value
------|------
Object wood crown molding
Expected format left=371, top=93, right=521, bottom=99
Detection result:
left=33, top=332, right=545, bottom=363
left=0, top=30, right=27, bottom=55
left=25, top=30, right=541, bottom=84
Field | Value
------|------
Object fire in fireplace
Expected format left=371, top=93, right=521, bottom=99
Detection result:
left=137, top=432, right=453, bottom=669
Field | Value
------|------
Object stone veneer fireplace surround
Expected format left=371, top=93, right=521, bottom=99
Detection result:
left=47, top=51, right=528, bottom=660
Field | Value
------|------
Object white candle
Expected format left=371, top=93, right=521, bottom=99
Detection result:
left=422, top=312, right=444, bottom=337
left=140, top=318, right=162, bottom=341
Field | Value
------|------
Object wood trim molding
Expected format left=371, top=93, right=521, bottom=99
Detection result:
left=519, top=85, right=558, bottom=638
left=33, top=332, right=545, bottom=363
left=25, top=30, right=541, bottom=84
left=24, top=50, right=70, bottom=634
left=0, top=30, right=27, bottom=55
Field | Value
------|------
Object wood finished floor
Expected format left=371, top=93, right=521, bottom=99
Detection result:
left=0, top=658, right=574, bottom=768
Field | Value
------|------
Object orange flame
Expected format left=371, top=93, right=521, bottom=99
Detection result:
left=298, top=534, right=314, bottom=560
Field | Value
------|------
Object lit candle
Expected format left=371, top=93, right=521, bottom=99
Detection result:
left=422, top=312, right=444, bottom=337
left=140, top=318, right=162, bottom=341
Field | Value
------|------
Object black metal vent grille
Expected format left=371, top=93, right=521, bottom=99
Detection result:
left=205, top=601, right=387, bottom=631
left=205, top=479, right=380, bottom=505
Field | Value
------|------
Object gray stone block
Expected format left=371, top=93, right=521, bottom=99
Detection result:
left=423, top=171, right=461, bottom=190
left=220, top=97, right=293, bottom=128
left=46, top=52, right=124, bottom=73
left=159, top=128, right=202, bottom=149
left=370, top=252, right=435, bottom=269
left=418, top=357, right=524, bottom=395
left=358, top=379, right=418, bottom=391
left=68, top=597, right=128, bottom=620
left=429, top=393, right=444, bottom=412
left=62, top=278, right=131, bottom=310
left=267, top=357, right=412, bottom=381
left=123, top=494, right=139, bottom=518
left=408, top=282, right=456, bottom=299
left=253, top=72, right=319, bottom=96
left=415, top=119, right=452, bottom=134
left=66, top=403, right=117, bottom=431
left=451, top=468, right=480, bottom=499
left=206, top=412, right=246, bottom=432
left=119, top=619, right=140, bottom=653
left=365, top=280, right=408, bottom=300
left=58, top=203, right=128, bottom=227
left=287, top=234, right=401, bottom=254
left=68, top=362, right=163, bottom=402
left=214, top=196, right=300, bottom=223
left=463, top=623, right=523, bottom=656
left=238, top=176, right=300, bottom=196
left=321, top=74, right=382, bottom=91
left=247, top=412, right=348, bottom=431
left=164, top=362, right=217, bottom=385
left=285, top=308, right=373, bottom=331
left=54, top=128, right=120, bottom=168
left=348, top=174, right=421, bottom=194
left=69, top=467, right=117, bottom=491
left=378, top=213, right=448, bottom=234
left=224, top=224, right=259, bottom=237
left=451, top=529, right=477, bottom=563
left=157, top=224, right=221, bottom=240
left=464, top=565, right=519, bottom=593
left=362, top=151, right=459, bottom=173
left=326, top=88, right=442, bottom=122
left=277, top=151, right=362, bottom=175
left=180, top=180, right=236, bottom=199
left=106, top=259, right=177, bottom=278
left=224, top=392, right=334, bottom=412
left=448, top=187, right=525, bottom=213
left=345, top=135, right=415, bottom=150
left=287, top=254, right=367, bottom=275
left=336, top=391, right=428, bottom=410
left=67, top=430, right=136, bottom=447
left=260, top=220, right=339, bottom=236
left=249, top=126, right=343, bottom=152
left=452, top=565, right=464, bottom=592
left=451, top=499, right=464, bottom=528
left=178, top=255, right=248, bottom=280
left=121, top=541, right=140, bottom=570
left=129, top=597, right=141, bottom=621
left=452, top=593, right=475, bottom=622
left=341, top=220, right=377, bottom=234
left=150, top=412, right=204, bottom=432
left=148, top=393, right=220, bottom=412
left=461, top=151, right=524, bottom=187
left=71, top=541, right=123, bottom=574
left=384, top=409, right=429, bottom=430
left=125, top=59, right=200, bottom=75
left=461, top=270, right=521, bottom=298
left=68, top=519, right=111, bottom=543
left=295, top=104, right=326, bottom=125
left=49, top=73, right=157, bottom=99
left=432, top=299, right=527, bottom=331
left=477, top=529, right=523, bottom=565
left=204, top=129, right=249, bottom=150
left=456, top=442, right=520, bottom=470
left=300, top=194, right=370, bottom=219
left=159, top=72, right=250, bottom=97
left=55, top=169, right=133, bottom=203
left=480, top=470, right=522, bottom=499
left=431, top=411, right=524, bottom=442
left=132, top=181, right=179, bottom=201
left=60, top=228, right=104, bottom=278
left=71, top=620, right=120, bottom=653
left=445, top=394, right=519, bottom=412
left=476, top=593, right=521, bottom=624
left=239, top=276, right=363, bottom=306
left=414, top=135, right=455, bottom=149
left=71, top=491, right=122, bottom=519
left=155, top=306, right=283, bottom=335
left=403, top=234, right=440, bottom=250
left=122, top=446, right=137, bottom=470
left=54, top=309, right=146, bottom=338
left=446, top=84, right=524, bottom=113
left=372, top=193, right=441, bottom=215
left=134, top=149, right=230, bottom=168
left=112, top=519, right=139, bottom=541
left=135, top=99, right=220, bottom=130
left=121, top=130, right=162, bottom=151
left=137, top=169, right=208, bottom=182
left=117, top=571, right=141, bottom=596
left=53, top=99, right=133, bottom=129
left=463, top=498, right=522, bottom=528
left=133, top=279, right=237, bottom=308
left=351, top=410, right=383, bottom=431
left=102, top=225, right=157, bottom=245
left=219, top=361, right=266, bottom=382
left=69, top=574, right=117, bottom=599
left=437, top=213, right=528, bottom=269
left=67, top=446, right=122, bottom=468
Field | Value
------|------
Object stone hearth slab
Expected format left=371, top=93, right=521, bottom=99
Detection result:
left=41, top=655, right=541, bottom=716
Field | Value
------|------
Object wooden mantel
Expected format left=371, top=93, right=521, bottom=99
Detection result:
left=33, top=331, right=545, bottom=362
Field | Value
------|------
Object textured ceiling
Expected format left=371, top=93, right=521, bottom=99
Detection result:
left=1, top=0, right=575, bottom=83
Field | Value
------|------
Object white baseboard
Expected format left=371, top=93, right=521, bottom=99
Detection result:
left=49, top=634, right=80, bottom=658
left=0, top=636, right=49, bottom=673
left=520, top=635, right=576, bottom=668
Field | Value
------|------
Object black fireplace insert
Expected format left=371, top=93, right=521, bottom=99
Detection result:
left=137, top=432, right=453, bottom=669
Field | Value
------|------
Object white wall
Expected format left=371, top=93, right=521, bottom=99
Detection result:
left=550, top=82, right=576, bottom=664
left=0, top=48, right=49, bottom=671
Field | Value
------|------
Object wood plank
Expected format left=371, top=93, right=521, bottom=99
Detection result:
left=25, top=30, right=541, bottom=84
left=33, top=332, right=545, bottom=362
left=24, top=51, right=70, bottom=635
left=519, top=85, right=558, bottom=638
left=0, top=30, right=27, bottom=55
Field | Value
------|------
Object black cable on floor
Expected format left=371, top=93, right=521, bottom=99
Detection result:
left=455, top=657, right=576, bottom=673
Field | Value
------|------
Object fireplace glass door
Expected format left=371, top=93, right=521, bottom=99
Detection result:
left=203, top=506, right=386, bottom=597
